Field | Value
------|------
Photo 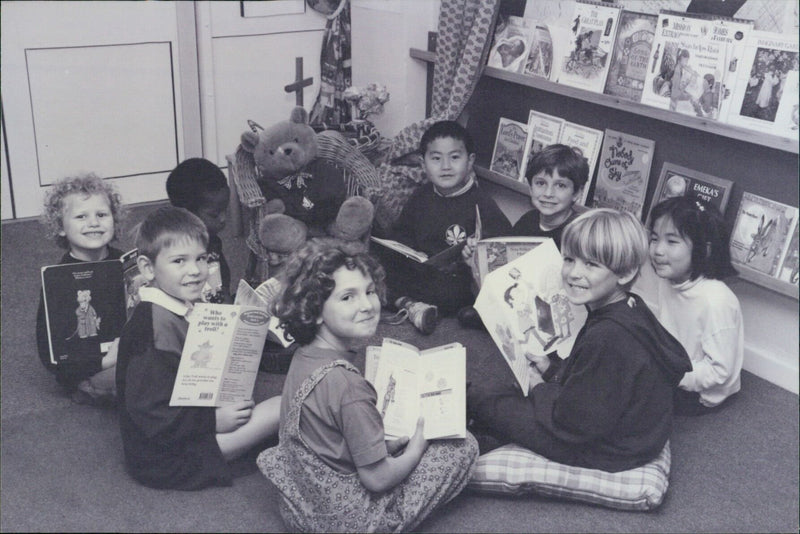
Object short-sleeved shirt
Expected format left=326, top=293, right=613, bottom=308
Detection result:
left=280, top=345, right=387, bottom=473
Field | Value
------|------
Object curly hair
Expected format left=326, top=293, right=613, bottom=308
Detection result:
left=41, top=173, right=126, bottom=249
left=274, top=242, right=386, bottom=345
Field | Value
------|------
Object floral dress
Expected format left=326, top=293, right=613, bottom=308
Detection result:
left=257, top=359, right=478, bottom=533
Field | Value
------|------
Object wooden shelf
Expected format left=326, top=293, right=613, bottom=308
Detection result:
left=410, top=47, right=799, bottom=155
left=734, top=263, right=799, bottom=300
left=474, top=165, right=530, bottom=195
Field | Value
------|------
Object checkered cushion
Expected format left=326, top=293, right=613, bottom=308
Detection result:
left=468, top=442, right=671, bottom=511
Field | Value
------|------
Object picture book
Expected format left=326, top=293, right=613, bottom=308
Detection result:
left=558, top=121, right=603, bottom=205
left=647, top=162, right=733, bottom=222
left=490, top=117, right=529, bottom=181
left=474, top=236, right=548, bottom=287
left=523, top=22, right=555, bottom=79
left=367, top=338, right=466, bottom=440
left=724, top=30, right=799, bottom=139
left=169, top=303, right=270, bottom=407
left=590, top=129, right=655, bottom=219
left=474, top=239, right=588, bottom=396
left=235, top=278, right=294, bottom=348
left=369, top=236, right=465, bottom=269
left=776, top=220, right=799, bottom=286
left=519, top=109, right=565, bottom=182
left=711, top=17, right=755, bottom=124
left=603, top=10, right=658, bottom=102
left=41, top=249, right=143, bottom=366
left=554, top=0, right=622, bottom=94
left=487, top=15, right=537, bottom=73
left=641, top=11, right=729, bottom=120
left=729, top=192, right=798, bottom=278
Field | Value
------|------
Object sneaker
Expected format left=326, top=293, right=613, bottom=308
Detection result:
left=457, top=306, right=485, bottom=331
left=395, top=297, right=438, bottom=335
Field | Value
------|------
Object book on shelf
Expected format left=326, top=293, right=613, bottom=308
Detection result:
left=473, top=236, right=549, bottom=287
left=487, top=15, right=537, bottom=73
left=234, top=278, right=294, bottom=348
left=169, top=302, right=270, bottom=407
left=558, top=121, right=604, bottom=205
left=519, top=109, right=565, bottom=182
left=724, top=30, right=799, bottom=139
left=554, top=0, right=622, bottom=94
left=369, top=236, right=465, bottom=269
left=603, top=10, right=658, bottom=102
left=729, top=192, right=798, bottom=279
left=40, top=249, right=144, bottom=366
left=590, top=129, right=655, bottom=219
left=523, top=22, right=555, bottom=79
left=711, top=17, right=755, bottom=124
left=776, top=221, right=799, bottom=286
left=641, top=11, right=729, bottom=120
left=365, top=338, right=466, bottom=440
left=646, top=162, right=733, bottom=222
left=489, top=117, right=529, bottom=181
left=474, top=239, right=588, bottom=396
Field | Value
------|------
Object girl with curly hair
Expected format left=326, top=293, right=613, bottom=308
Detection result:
left=258, top=242, right=478, bottom=532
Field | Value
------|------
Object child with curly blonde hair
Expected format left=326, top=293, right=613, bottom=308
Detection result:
left=36, top=173, right=126, bottom=405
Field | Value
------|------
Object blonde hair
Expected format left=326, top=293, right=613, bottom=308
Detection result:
left=41, top=173, right=125, bottom=249
left=561, top=208, right=648, bottom=280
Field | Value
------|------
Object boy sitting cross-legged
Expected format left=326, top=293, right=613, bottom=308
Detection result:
left=467, top=209, right=692, bottom=472
left=116, top=206, right=280, bottom=490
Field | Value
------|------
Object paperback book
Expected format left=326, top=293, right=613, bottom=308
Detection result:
left=487, top=15, right=537, bottom=73
left=558, top=121, right=603, bottom=205
left=523, top=22, right=555, bottom=79
left=366, top=338, right=466, bottom=440
left=647, top=162, right=733, bottom=222
left=519, top=110, right=565, bottom=182
left=473, top=236, right=548, bottom=287
left=369, top=236, right=465, bottom=269
left=169, top=303, right=270, bottom=407
left=590, top=129, right=655, bottom=219
left=474, top=239, right=588, bottom=396
left=603, top=10, right=658, bottom=102
left=235, top=278, right=294, bottom=348
left=490, top=117, right=529, bottom=181
left=729, top=192, right=798, bottom=278
left=776, top=221, right=799, bottom=286
left=641, top=11, right=728, bottom=120
left=555, top=0, right=622, bottom=94
left=41, top=249, right=143, bottom=366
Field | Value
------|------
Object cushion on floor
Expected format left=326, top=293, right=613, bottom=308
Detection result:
left=467, top=441, right=671, bottom=511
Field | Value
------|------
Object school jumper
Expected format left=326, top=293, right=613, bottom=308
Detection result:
left=116, top=287, right=231, bottom=490
left=468, top=294, right=692, bottom=472
left=384, top=175, right=511, bottom=314
left=656, top=276, right=743, bottom=409
left=36, top=247, right=123, bottom=392
left=258, top=345, right=478, bottom=532
left=509, top=208, right=579, bottom=249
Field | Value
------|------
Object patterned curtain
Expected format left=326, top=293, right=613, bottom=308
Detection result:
left=309, top=0, right=352, bottom=128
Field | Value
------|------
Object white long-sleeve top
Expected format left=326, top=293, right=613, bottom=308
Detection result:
left=655, top=276, right=743, bottom=407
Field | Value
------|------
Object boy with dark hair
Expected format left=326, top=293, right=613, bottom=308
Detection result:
left=166, top=158, right=232, bottom=303
left=382, top=120, right=511, bottom=326
left=117, top=206, right=280, bottom=490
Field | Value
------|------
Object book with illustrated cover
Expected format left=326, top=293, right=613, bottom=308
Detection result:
left=519, top=110, right=565, bottom=182
left=555, top=0, right=622, bottom=94
left=776, top=220, right=799, bottom=286
left=590, top=129, right=655, bottom=219
left=523, top=22, right=555, bottom=79
left=474, top=236, right=548, bottom=287
left=490, top=118, right=529, bottom=181
left=169, top=303, right=270, bottom=407
left=724, top=30, right=799, bottom=139
left=558, top=121, right=603, bottom=205
left=646, top=162, right=733, bottom=222
left=366, top=338, right=466, bottom=440
left=729, top=192, right=798, bottom=278
left=641, top=11, right=729, bottom=120
left=474, top=239, right=588, bottom=396
left=603, top=11, right=658, bottom=102
left=711, top=17, right=755, bottom=124
left=487, top=15, right=537, bottom=73
left=234, top=278, right=294, bottom=348
left=41, top=249, right=143, bottom=366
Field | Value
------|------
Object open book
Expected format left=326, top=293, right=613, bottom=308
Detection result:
left=369, top=236, right=465, bottom=269
left=473, top=236, right=548, bottom=287
left=365, top=338, right=466, bottom=440
left=474, top=239, right=587, bottom=395
left=169, top=303, right=270, bottom=407
left=41, top=249, right=144, bottom=366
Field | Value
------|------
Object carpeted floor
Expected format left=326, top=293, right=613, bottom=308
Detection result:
left=2, top=202, right=798, bottom=533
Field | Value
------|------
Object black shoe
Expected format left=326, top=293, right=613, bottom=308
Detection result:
left=457, top=306, right=485, bottom=331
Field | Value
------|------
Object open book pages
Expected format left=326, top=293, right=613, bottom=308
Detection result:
left=369, top=236, right=429, bottom=263
left=474, top=239, right=588, bottom=396
left=474, top=236, right=549, bottom=287
left=367, top=338, right=466, bottom=441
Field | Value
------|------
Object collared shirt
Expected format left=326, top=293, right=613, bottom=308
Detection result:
left=433, top=172, right=476, bottom=198
left=138, top=287, right=193, bottom=319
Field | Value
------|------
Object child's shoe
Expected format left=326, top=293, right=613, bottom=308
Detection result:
left=394, top=296, right=438, bottom=335
left=457, top=305, right=485, bottom=331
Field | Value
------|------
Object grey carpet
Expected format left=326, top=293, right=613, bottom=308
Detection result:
left=2, top=203, right=797, bottom=532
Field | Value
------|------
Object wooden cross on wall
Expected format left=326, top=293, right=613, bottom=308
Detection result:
left=284, top=57, right=314, bottom=107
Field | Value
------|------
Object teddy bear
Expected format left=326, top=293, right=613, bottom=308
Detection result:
left=233, top=106, right=375, bottom=284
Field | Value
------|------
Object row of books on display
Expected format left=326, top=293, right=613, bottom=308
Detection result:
left=489, top=110, right=798, bottom=291
left=487, top=0, right=799, bottom=140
